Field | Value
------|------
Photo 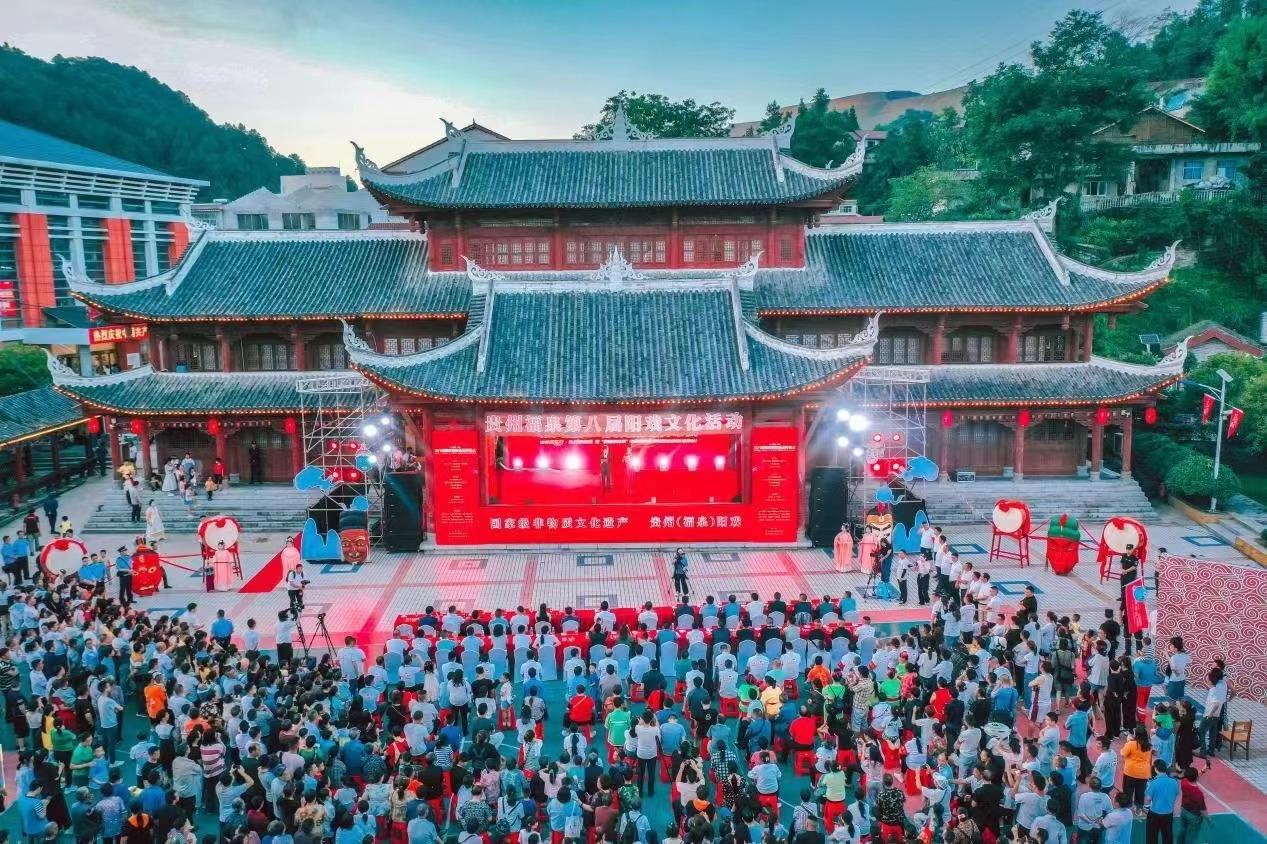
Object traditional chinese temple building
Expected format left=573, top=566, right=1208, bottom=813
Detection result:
left=53, top=112, right=1186, bottom=546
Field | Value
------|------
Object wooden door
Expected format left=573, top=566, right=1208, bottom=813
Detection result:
left=227, top=427, right=293, bottom=482
left=950, top=421, right=1012, bottom=476
left=154, top=428, right=217, bottom=479
left=1026, top=419, right=1082, bottom=476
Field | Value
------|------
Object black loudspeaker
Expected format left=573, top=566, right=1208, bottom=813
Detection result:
left=382, top=471, right=423, bottom=552
left=807, top=467, right=848, bottom=548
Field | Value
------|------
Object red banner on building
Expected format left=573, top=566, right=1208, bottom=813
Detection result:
left=0, top=280, right=16, bottom=318
left=429, top=423, right=800, bottom=546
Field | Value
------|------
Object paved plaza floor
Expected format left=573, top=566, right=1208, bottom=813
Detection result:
left=6, top=478, right=1267, bottom=836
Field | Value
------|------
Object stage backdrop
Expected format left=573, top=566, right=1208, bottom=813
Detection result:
left=1155, top=553, right=1267, bottom=703
left=431, top=423, right=800, bottom=545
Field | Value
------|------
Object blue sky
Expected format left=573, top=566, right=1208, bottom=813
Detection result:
left=2, top=0, right=1195, bottom=181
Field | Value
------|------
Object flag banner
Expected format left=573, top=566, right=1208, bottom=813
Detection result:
left=1228, top=407, right=1244, bottom=439
left=1201, top=393, right=1215, bottom=424
left=1125, top=576, right=1150, bottom=633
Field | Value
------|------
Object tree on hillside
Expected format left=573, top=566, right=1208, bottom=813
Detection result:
left=886, top=167, right=969, bottom=222
left=1190, top=15, right=1267, bottom=142
left=576, top=91, right=735, bottom=139
left=758, top=101, right=786, bottom=133
left=0, top=46, right=305, bottom=200
left=1149, top=0, right=1267, bottom=79
left=788, top=89, right=858, bottom=168
left=854, top=108, right=970, bottom=215
left=962, top=10, right=1152, bottom=201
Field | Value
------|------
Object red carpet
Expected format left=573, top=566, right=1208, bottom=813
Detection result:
left=238, top=545, right=285, bottom=593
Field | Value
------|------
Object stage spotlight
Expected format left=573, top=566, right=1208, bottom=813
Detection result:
left=852, top=446, right=864, bottom=457
left=367, top=454, right=378, bottom=465
left=835, top=435, right=849, bottom=448
left=362, top=423, right=379, bottom=438
left=512, top=456, right=524, bottom=469
left=380, top=443, right=392, bottom=453
left=872, top=433, right=882, bottom=443
left=628, top=455, right=644, bottom=471
left=685, top=455, right=700, bottom=471
left=847, top=414, right=870, bottom=432
left=535, top=455, right=550, bottom=470
left=656, top=455, right=670, bottom=471
left=713, top=455, right=726, bottom=470
left=380, top=415, right=392, bottom=427
left=892, top=433, right=902, bottom=442
left=835, top=409, right=851, bottom=422
left=563, top=452, right=583, bottom=471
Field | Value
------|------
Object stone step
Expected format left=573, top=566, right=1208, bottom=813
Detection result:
left=83, top=483, right=319, bottom=535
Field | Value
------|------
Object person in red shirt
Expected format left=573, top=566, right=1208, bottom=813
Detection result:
left=566, top=685, right=596, bottom=735
left=788, top=706, right=820, bottom=774
left=929, top=679, right=953, bottom=721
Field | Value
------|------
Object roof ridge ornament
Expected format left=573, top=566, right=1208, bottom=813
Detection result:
left=1156, top=334, right=1190, bottom=372
left=851, top=311, right=882, bottom=347
left=181, top=214, right=216, bottom=234
left=733, top=250, right=762, bottom=291
left=594, top=105, right=655, bottom=143
left=45, top=349, right=152, bottom=387
left=1022, top=197, right=1061, bottom=233
left=340, top=318, right=376, bottom=357
left=591, top=247, right=647, bottom=286
left=765, top=118, right=795, bottom=150
left=441, top=118, right=462, bottom=141
left=463, top=256, right=504, bottom=296
left=1059, top=240, right=1180, bottom=284
left=56, top=254, right=86, bottom=288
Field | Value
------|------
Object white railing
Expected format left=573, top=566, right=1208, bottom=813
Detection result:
left=1079, top=188, right=1248, bottom=210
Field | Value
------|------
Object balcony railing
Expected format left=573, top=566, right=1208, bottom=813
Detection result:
left=1079, top=187, right=1248, bottom=210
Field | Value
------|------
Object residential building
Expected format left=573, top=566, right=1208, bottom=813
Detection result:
left=194, top=166, right=398, bottom=231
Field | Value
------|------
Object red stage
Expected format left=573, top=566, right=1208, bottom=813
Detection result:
left=429, top=411, right=801, bottom=545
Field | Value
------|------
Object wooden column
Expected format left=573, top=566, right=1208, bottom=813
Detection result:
left=217, top=329, right=233, bottom=373
left=13, top=445, right=27, bottom=492
left=291, top=327, right=307, bottom=372
left=1083, top=315, right=1095, bottom=361
left=419, top=407, right=434, bottom=537
left=931, top=315, right=946, bottom=365
left=1120, top=413, right=1133, bottom=478
left=1007, top=316, right=1022, bottom=363
left=552, top=212, right=564, bottom=272
left=290, top=423, right=305, bottom=477
left=139, top=421, right=154, bottom=476
left=50, top=437, right=61, bottom=474
left=668, top=208, right=681, bottom=269
left=765, top=209, right=777, bottom=266
left=1090, top=417, right=1104, bottom=480
left=1013, top=422, right=1025, bottom=483
left=938, top=424, right=951, bottom=482
left=109, top=425, right=124, bottom=472
left=454, top=212, right=466, bottom=265
left=213, top=426, right=227, bottom=463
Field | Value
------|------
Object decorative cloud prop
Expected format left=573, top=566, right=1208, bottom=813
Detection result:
left=350, top=496, right=370, bottom=512
left=874, top=486, right=895, bottom=504
left=890, top=509, right=929, bottom=554
left=901, top=455, right=939, bottom=483
left=300, top=517, right=342, bottom=561
left=293, top=465, right=335, bottom=493
left=354, top=453, right=375, bottom=472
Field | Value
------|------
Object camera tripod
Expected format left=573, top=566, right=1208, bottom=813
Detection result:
left=859, top=569, right=882, bottom=600
left=294, top=610, right=335, bottom=658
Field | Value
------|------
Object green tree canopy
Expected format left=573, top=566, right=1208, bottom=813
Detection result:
left=0, top=46, right=305, bottom=200
left=0, top=344, right=52, bottom=397
left=962, top=10, right=1153, bottom=200
left=1149, top=0, right=1267, bottom=79
left=577, top=91, right=735, bottom=139
left=788, top=89, right=858, bottom=168
left=885, top=167, right=969, bottom=222
left=757, top=101, right=786, bottom=133
left=1190, top=15, right=1267, bottom=142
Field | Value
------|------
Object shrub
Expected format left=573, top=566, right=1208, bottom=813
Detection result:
left=1164, top=453, right=1242, bottom=506
left=1133, top=432, right=1189, bottom=497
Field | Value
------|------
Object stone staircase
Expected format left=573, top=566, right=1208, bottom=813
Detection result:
left=82, top=482, right=320, bottom=535
left=913, top=476, right=1157, bottom=525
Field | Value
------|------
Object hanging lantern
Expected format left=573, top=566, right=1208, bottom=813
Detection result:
left=1018, top=408, right=1032, bottom=428
left=940, top=411, right=954, bottom=429
left=1143, top=407, right=1158, bottom=426
left=1095, top=407, right=1110, bottom=426
left=86, top=416, right=101, bottom=435
left=283, top=416, right=298, bottom=435
left=207, top=417, right=222, bottom=436
left=129, top=418, right=144, bottom=436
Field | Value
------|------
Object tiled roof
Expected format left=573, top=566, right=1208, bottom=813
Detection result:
left=0, top=387, right=85, bottom=447
left=358, top=130, right=862, bottom=210
left=71, top=232, right=470, bottom=321
left=0, top=119, right=202, bottom=184
left=756, top=223, right=1170, bottom=313
left=53, top=369, right=357, bottom=415
left=349, top=283, right=871, bottom=404
left=920, top=359, right=1182, bottom=406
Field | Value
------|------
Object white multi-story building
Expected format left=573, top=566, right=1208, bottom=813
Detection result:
left=193, top=166, right=400, bottom=231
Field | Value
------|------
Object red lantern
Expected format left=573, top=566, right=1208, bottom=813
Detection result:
left=207, top=417, right=222, bottom=436
left=1143, top=407, right=1158, bottom=426
left=85, top=416, right=101, bottom=435
left=1094, top=407, right=1110, bottom=426
left=129, top=418, right=144, bottom=436
left=940, top=411, right=954, bottom=429
left=283, top=416, right=298, bottom=435
left=1018, top=408, right=1032, bottom=428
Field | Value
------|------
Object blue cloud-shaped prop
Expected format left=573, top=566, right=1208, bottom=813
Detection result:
left=293, top=465, right=334, bottom=493
left=354, top=453, right=374, bottom=472
left=300, top=518, right=342, bottom=561
left=902, top=455, right=940, bottom=483
left=891, top=508, right=930, bottom=554
left=350, top=496, right=370, bottom=512
left=874, top=486, right=895, bottom=504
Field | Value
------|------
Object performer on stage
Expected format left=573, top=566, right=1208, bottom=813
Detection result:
left=833, top=524, right=854, bottom=573
left=280, top=536, right=302, bottom=578
left=212, top=540, right=236, bottom=591
left=857, top=528, right=878, bottom=575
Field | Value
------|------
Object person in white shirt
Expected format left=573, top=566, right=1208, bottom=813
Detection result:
left=337, top=636, right=366, bottom=681
left=275, top=612, right=297, bottom=663
left=285, top=565, right=306, bottom=614
left=242, top=619, right=261, bottom=654
left=637, top=602, right=659, bottom=630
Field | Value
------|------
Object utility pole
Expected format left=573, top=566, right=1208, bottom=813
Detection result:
left=1208, top=368, right=1233, bottom=513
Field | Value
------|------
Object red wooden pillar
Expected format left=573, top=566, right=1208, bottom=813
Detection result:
left=290, top=421, right=305, bottom=477
left=140, top=421, right=154, bottom=476
left=551, top=211, right=564, bottom=271
left=109, top=425, right=124, bottom=472
left=765, top=209, right=776, bottom=267
left=217, top=329, right=233, bottom=373
left=938, top=423, right=951, bottom=481
left=1013, top=422, right=1025, bottom=483
left=668, top=209, right=681, bottom=269
left=454, top=212, right=466, bottom=266
left=213, top=426, right=227, bottom=463
left=14, top=445, right=27, bottom=487
left=50, top=436, right=61, bottom=473
left=931, top=316, right=946, bottom=365
left=1007, top=316, right=1022, bottom=363
left=1120, top=413, right=1133, bottom=478
left=1090, top=417, right=1104, bottom=480
left=291, top=328, right=306, bottom=371
left=1083, top=315, right=1095, bottom=362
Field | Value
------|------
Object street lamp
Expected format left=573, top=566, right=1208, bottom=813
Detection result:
left=1210, top=368, right=1233, bottom=513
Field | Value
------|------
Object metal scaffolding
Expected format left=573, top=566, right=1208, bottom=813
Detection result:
left=295, top=373, right=390, bottom=544
left=812, top=366, right=931, bottom=521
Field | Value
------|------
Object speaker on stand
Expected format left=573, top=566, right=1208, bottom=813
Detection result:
left=807, top=467, right=848, bottom=548
left=382, top=471, right=423, bottom=552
